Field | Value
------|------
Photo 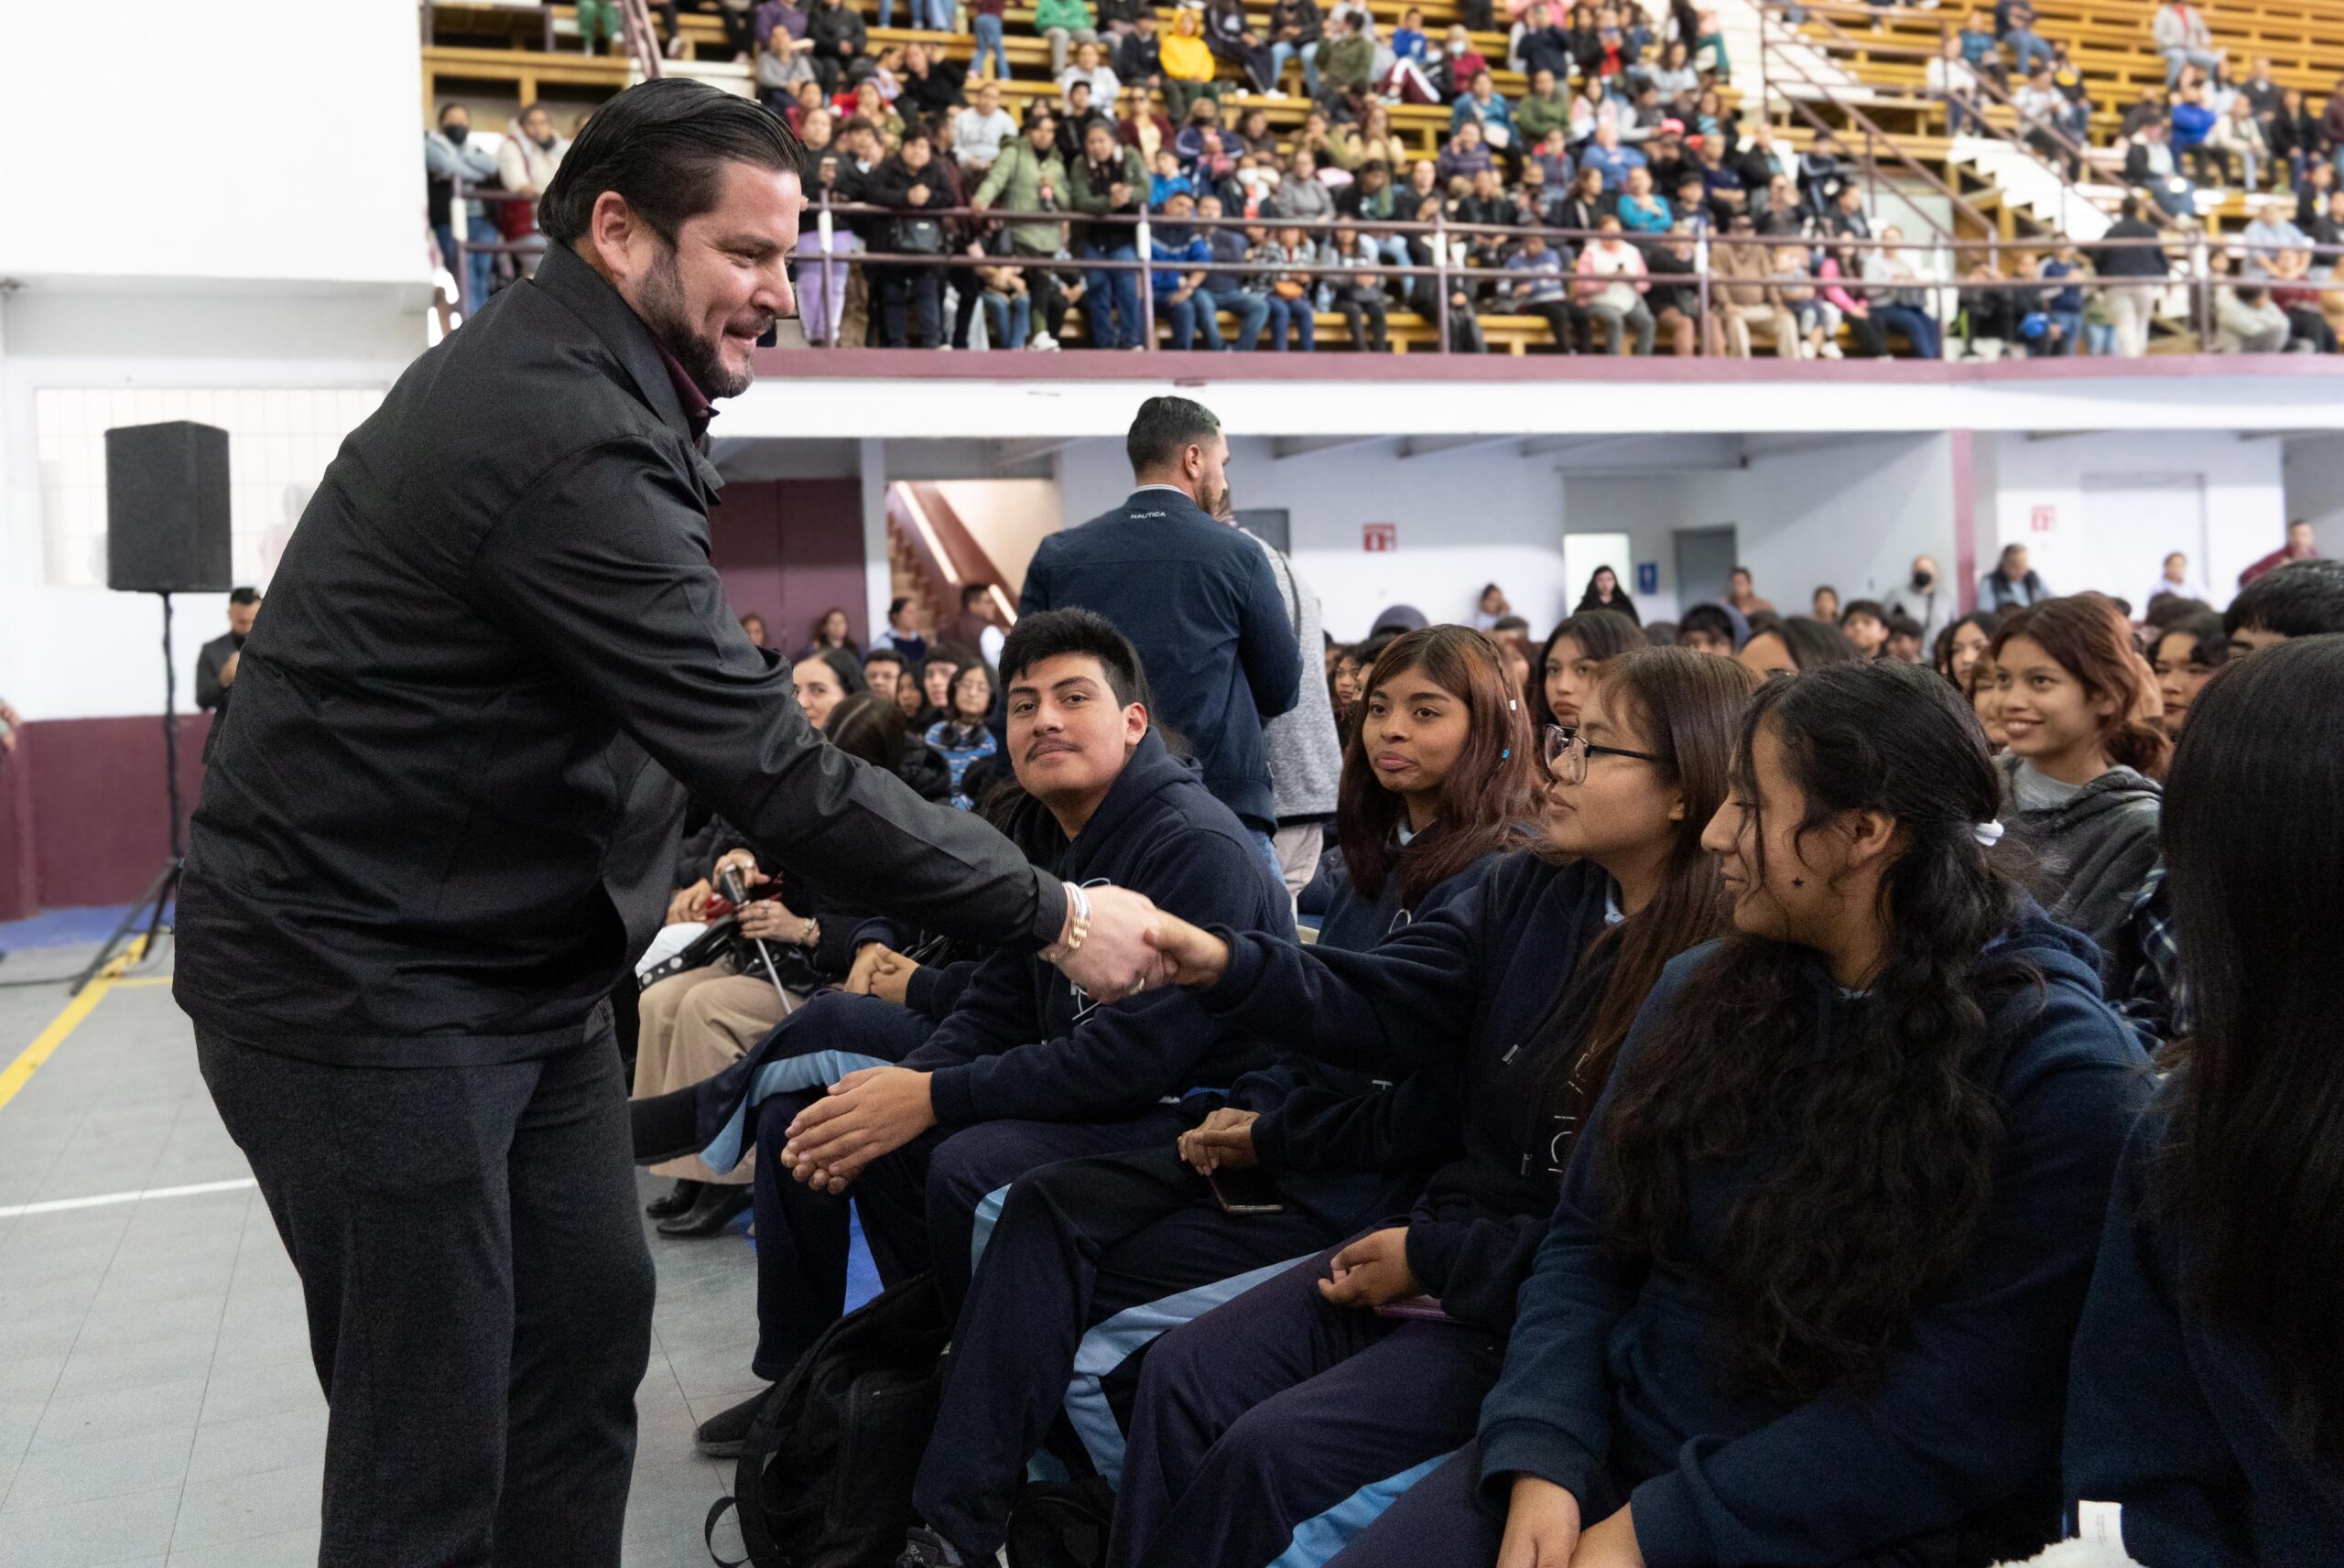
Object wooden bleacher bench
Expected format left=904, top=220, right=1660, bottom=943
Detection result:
left=1050, top=304, right=1562, bottom=350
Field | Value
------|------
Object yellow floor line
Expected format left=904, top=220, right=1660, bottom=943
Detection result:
left=0, top=938, right=146, bottom=1113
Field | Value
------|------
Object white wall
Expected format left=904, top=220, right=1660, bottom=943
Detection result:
left=931, top=479, right=1062, bottom=592
left=1564, top=436, right=1956, bottom=622
left=0, top=1, right=429, bottom=289
left=1054, top=438, right=1574, bottom=641
left=1980, top=431, right=2284, bottom=608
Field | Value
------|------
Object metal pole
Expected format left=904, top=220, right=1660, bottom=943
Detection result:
left=1435, top=211, right=1451, bottom=353
left=1134, top=209, right=1155, bottom=351
left=2191, top=231, right=2212, bottom=347
left=819, top=188, right=838, bottom=346
left=1696, top=227, right=1712, bottom=357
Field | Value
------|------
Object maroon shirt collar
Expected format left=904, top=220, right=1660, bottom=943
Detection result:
left=652, top=339, right=716, bottom=444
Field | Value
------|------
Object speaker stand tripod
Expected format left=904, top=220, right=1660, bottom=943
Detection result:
left=72, top=592, right=187, bottom=996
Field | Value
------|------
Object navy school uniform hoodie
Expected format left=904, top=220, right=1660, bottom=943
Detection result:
left=1476, top=912, right=2153, bottom=1568
left=1224, top=843, right=1504, bottom=1227
left=906, top=728, right=1290, bottom=1126
left=1019, top=488, right=1303, bottom=833
left=1197, top=852, right=1623, bottom=1330
left=2063, top=1080, right=2344, bottom=1566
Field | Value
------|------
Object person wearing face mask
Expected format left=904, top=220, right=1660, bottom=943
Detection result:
left=426, top=103, right=502, bottom=308
left=494, top=102, right=570, bottom=277
left=1889, top=552, right=1954, bottom=648
left=1116, top=648, right=1762, bottom=1568
left=1020, top=398, right=1303, bottom=859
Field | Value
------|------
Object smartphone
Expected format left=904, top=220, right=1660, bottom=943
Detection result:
left=1374, top=1294, right=1456, bottom=1324
left=1205, top=1167, right=1286, bottom=1216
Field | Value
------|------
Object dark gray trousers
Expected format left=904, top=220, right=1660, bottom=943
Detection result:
left=195, top=1008, right=656, bottom=1568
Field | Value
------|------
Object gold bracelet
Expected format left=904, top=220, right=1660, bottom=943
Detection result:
left=1053, top=881, right=1092, bottom=959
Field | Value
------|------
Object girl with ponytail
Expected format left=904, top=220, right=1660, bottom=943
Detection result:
left=1318, top=659, right=2149, bottom=1568
left=1987, top=594, right=2166, bottom=981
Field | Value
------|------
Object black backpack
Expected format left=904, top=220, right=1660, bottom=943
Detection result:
left=1004, top=1478, right=1117, bottom=1568
left=706, top=1275, right=950, bottom=1568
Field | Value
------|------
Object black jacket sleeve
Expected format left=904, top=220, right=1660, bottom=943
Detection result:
left=468, top=439, right=1066, bottom=951
left=195, top=639, right=232, bottom=712
left=1252, top=1068, right=1463, bottom=1176
left=1405, top=1207, right=1546, bottom=1333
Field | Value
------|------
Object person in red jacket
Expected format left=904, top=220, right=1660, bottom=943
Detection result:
left=2239, top=517, right=2320, bottom=586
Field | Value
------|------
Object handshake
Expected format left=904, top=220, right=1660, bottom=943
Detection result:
left=844, top=886, right=1237, bottom=1009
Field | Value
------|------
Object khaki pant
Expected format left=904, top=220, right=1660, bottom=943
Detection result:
left=1271, top=822, right=1325, bottom=920
left=632, top=957, right=794, bottom=1184
left=1723, top=301, right=1797, bottom=358
left=2102, top=287, right=2152, bottom=358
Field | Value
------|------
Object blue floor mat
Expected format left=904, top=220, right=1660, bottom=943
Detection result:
left=0, top=904, right=148, bottom=951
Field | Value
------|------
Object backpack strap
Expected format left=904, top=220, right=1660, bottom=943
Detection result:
left=704, top=1496, right=750, bottom=1568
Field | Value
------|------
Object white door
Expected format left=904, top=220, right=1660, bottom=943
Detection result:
left=2080, top=476, right=2207, bottom=612
left=1563, top=531, right=1635, bottom=617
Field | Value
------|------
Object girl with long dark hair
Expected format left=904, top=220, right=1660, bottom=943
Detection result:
left=1735, top=613, right=1860, bottom=678
left=2066, top=635, right=2344, bottom=1563
left=1322, top=659, right=2149, bottom=1568
left=900, top=627, right=1535, bottom=1568
left=1530, top=609, right=1646, bottom=731
left=2145, top=611, right=2228, bottom=738
left=1109, top=648, right=1761, bottom=1568
left=798, top=604, right=860, bottom=658
left=1934, top=608, right=2002, bottom=691
left=1573, top=564, right=1643, bottom=624
left=926, top=663, right=1000, bottom=808
left=1989, top=595, right=2166, bottom=978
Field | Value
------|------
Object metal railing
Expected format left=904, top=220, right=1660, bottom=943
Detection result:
left=442, top=181, right=2344, bottom=354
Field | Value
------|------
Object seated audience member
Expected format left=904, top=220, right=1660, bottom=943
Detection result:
left=1149, top=191, right=1223, bottom=351
left=736, top=611, right=769, bottom=649
left=1675, top=602, right=1744, bottom=656
left=634, top=689, right=936, bottom=1237
left=1736, top=615, right=1861, bottom=678
left=1863, top=227, right=1943, bottom=360
left=1575, top=216, right=1656, bottom=355
left=1811, top=585, right=1840, bottom=622
left=1110, top=648, right=1763, bottom=1568
left=1934, top=609, right=2001, bottom=693
left=901, top=627, right=1535, bottom=1566
left=927, top=664, right=1001, bottom=807
left=1334, top=659, right=2147, bottom=1568
left=874, top=595, right=930, bottom=663
left=1499, top=230, right=1584, bottom=353
left=1253, top=226, right=1320, bottom=351
left=1981, top=542, right=2052, bottom=611
left=2066, top=633, right=2344, bottom=1567
left=664, top=611, right=1289, bottom=1455
left=1839, top=599, right=1890, bottom=658
left=953, top=81, right=1018, bottom=175
left=2227, top=557, right=2344, bottom=654
left=862, top=647, right=908, bottom=705
left=2146, top=612, right=2229, bottom=738
left=1714, top=216, right=1796, bottom=357
left=1884, top=609, right=1927, bottom=664
left=1988, top=596, right=2167, bottom=981
left=800, top=605, right=861, bottom=658
left=910, top=651, right=963, bottom=729
left=1036, top=0, right=1101, bottom=78
left=1530, top=610, right=1647, bottom=730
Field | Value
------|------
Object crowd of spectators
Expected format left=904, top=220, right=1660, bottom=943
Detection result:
left=424, top=0, right=2344, bottom=355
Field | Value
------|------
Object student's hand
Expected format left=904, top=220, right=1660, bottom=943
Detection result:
left=667, top=879, right=713, bottom=925
left=738, top=897, right=807, bottom=944
left=1568, top=1505, right=1644, bottom=1567
left=1178, top=1108, right=1260, bottom=1173
left=218, top=649, right=242, bottom=687
left=1054, top=883, right=1176, bottom=998
left=843, top=941, right=891, bottom=994
left=712, top=848, right=765, bottom=886
left=1135, top=906, right=1232, bottom=990
left=1495, top=1476, right=1582, bottom=1568
left=781, top=1066, right=936, bottom=1191
left=871, top=948, right=919, bottom=1007
left=1317, top=1227, right=1420, bottom=1309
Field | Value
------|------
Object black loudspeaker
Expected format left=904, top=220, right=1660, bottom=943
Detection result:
left=105, top=421, right=232, bottom=593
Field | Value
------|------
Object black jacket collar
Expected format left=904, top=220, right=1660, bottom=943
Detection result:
left=527, top=242, right=700, bottom=453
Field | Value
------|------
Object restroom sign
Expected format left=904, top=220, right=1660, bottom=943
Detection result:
left=1362, top=523, right=1397, bottom=552
left=2030, top=504, right=2056, bottom=533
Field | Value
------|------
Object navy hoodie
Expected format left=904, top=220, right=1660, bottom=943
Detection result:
left=2063, top=1081, right=2344, bottom=1566
left=1020, top=488, right=1302, bottom=832
left=907, top=728, right=1289, bottom=1125
left=1229, top=845, right=1502, bottom=1227
left=1476, top=914, right=2152, bottom=1568
left=1199, top=852, right=1622, bottom=1330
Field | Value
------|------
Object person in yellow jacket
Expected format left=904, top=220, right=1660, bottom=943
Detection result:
left=1162, top=7, right=1220, bottom=122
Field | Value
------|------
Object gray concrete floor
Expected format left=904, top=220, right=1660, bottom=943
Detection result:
left=0, top=943, right=762, bottom=1567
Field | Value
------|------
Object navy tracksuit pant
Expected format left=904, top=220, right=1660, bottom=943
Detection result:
left=913, top=1145, right=1350, bottom=1563
left=1105, top=1240, right=1507, bottom=1568
left=736, top=992, right=1196, bottom=1383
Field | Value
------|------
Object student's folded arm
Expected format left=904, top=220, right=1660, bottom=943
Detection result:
left=2062, top=1104, right=2255, bottom=1568
left=907, top=956, right=982, bottom=1022
left=1199, top=884, right=1486, bottom=1076
left=894, top=946, right=1039, bottom=1083
left=1260, top=1069, right=1463, bottom=1175
left=469, top=440, right=1065, bottom=951
left=1626, top=1052, right=2152, bottom=1568
left=1407, top=1211, right=1546, bottom=1332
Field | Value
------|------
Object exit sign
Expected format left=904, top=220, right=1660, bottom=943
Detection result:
left=2030, top=504, right=2056, bottom=533
left=1362, top=523, right=1396, bottom=553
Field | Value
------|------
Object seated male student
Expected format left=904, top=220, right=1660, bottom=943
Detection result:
left=680, top=608, right=1291, bottom=1455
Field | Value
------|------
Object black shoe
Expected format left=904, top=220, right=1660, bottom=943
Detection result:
left=895, top=1527, right=967, bottom=1567
left=631, top=1086, right=704, bottom=1165
left=657, top=1184, right=751, bottom=1238
left=694, top=1388, right=770, bottom=1457
left=644, top=1179, right=703, bottom=1220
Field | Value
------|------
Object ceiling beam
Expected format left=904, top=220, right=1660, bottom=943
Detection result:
left=1271, top=434, right=1392, bottom=460
left=1397, top=434, right=1525, bottom=460
left=986, top=437, right=1081, bottom=466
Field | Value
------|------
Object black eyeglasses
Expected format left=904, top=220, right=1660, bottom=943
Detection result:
left=1543, top=725, right=1661, bottom=784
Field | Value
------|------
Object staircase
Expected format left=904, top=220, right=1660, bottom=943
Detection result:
left=886, top=515, right=954, bottom=639
left=1948, top=135, right=2114, bottom=240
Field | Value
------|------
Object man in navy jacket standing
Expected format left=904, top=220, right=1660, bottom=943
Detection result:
left=1020, top=397, right=1302, bottom=849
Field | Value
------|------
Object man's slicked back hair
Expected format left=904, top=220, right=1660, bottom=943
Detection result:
left=1002, top=609, right=1150, bottom=709
left=2225, top=557, right=2344, bottom=639
left=1125, top=395, right=1223, bottom=475
left=539, top=77, right=808, bottom=247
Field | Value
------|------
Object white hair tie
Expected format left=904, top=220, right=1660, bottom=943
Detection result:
left=1973, top=820, right=2006, bottom=849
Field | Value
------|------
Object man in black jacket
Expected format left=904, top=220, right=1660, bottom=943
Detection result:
left=1021, top=397, right=1302, bottom=847
left=868, top=125, right=951, bottom=347
left=175, top=80, right=1156, bottom=1568
left=193, top=586, right=260, bottom=726
left=2094, top=195, right=2173, bottom=358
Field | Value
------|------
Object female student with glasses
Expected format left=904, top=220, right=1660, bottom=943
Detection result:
left=1110, top=647, right=1762, bottom=1568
